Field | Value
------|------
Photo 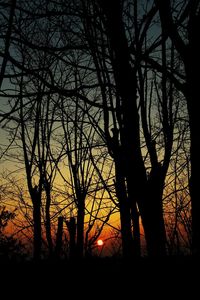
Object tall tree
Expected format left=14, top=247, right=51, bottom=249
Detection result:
left=81, top=0, right=185, bottom=257
left=155, top=0, right=200, bottom=256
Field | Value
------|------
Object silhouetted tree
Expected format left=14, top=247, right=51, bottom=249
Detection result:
left=55, top=216, right=64, bottom=259
left=0, top=206, right=26, bottom=262
left=80, top=0, right=167, bottom=257
left=58, top=92, right=116, bottom=258
left=66, top=216, right=76, bottom=259
left=155, top=0, right=200, bottom=256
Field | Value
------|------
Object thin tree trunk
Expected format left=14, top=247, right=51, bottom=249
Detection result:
left=76, top=199, right=85, bottom=259
left=67, top=217, right=76, bottom=260
left=130, top=199, right=141, bottom=257
left=55, top=216, right=63, bottom=259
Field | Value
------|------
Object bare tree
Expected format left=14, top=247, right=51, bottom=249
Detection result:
left=155, top=0, right=200, bottom=256
left=57, top=91, right=116, bottom=258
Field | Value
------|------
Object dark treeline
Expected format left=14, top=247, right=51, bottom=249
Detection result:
left=0, top=0, right=199, bottom=262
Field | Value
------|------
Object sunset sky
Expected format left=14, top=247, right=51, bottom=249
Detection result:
left=0, top=0, right=196, bottom=261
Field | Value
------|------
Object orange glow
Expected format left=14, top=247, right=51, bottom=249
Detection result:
left=97, top=239, right=104, bottom=246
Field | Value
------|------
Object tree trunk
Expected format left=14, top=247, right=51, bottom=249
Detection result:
left=130, top=197, right=141, bottom=257
left=67, top=217, right=76, bottom=260
left=142, top=197, right=166, bottom=257
left=55, top=216, right=63, bottom=259
left=76, top=199, right=85, bottom=259
left=115, top=161, right=134, bottom=259
left=140, top=168, right=167, bottom=256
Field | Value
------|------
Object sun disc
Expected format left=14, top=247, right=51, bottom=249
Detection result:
left=97, top=239, right=104, bottom=246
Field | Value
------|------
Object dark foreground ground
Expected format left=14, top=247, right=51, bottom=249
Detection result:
left=0, top=256, right=199, bottom=298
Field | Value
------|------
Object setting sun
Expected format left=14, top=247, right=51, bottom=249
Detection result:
left=97, top=239, right=104, bottom=246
